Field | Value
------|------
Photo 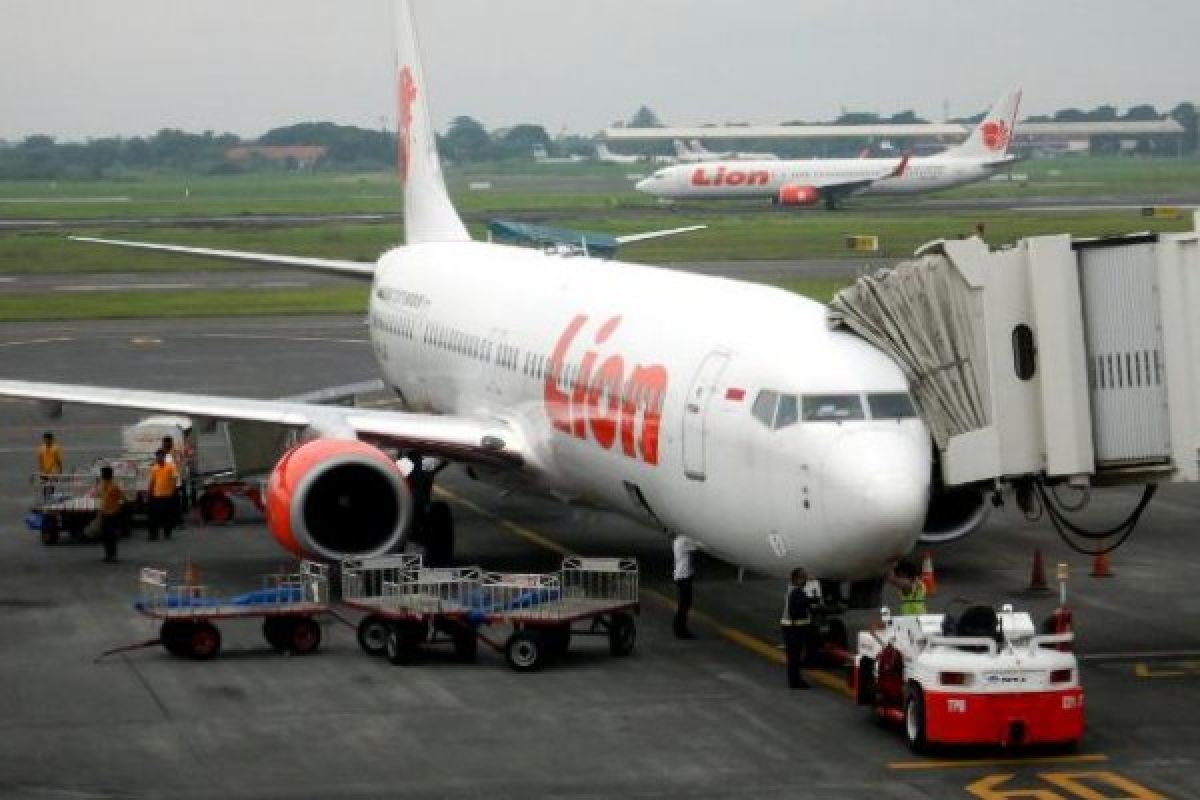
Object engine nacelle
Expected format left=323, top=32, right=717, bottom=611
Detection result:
left=265, top=438, right=413, bottom=560
left=776, top=184, right=821, bottom=206
left=919, top=485, right=988, bottom=545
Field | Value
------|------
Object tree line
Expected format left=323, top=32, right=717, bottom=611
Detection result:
left=1, top=102, right=1194, bottom=180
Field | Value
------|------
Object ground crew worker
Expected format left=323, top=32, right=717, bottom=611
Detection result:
left=160, top=435, right=188, bottom=513
left=146, top=449, right=179, bottom=541
left=672, top=534, right=698, bottom=639
left=96, top=465, right=123, bottom=563
left=781, top=567, right=815, bottom=689
left=37, top=431, right=64, bottom=500
left=888, top=560, right=927, bottom=615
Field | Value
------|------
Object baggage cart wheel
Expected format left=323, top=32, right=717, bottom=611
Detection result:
left=505, top=630, right=546, bottom=672
left=160, top=619, right=194, bottom=657
left=288, top=617, right=321, bottom=655
left=199, top=492, right=235, bottom=525
left=385, top=622, right=423, bottom=666
left=263, top=617, right=289, bottom=651
left=40, top=515, right=60, bottom=546
left=903, top=683, right=928, bottom=753
left=357, top=614, right=390, bottom=656
left=188, top=621, right=222, bottom=661
left=855, top=656, right=875, bottom=706
left=608, top=612, right=636, bottom=657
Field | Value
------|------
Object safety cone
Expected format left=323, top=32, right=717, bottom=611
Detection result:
left=1028, top=548, right=1049, bottom=592
left=919, top=550, right=937, bottom=596
left=183, top=559, right=199, bottom=587
left=1090, top=551, right=1113, bottom=578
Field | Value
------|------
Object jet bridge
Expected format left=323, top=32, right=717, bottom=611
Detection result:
left=828, top=212, right=1200, bottom=492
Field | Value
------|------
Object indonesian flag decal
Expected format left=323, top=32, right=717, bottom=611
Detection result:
left=397, top=67, right=418, bottom=182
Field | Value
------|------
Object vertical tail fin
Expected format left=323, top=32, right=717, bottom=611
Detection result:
left=947, top=89, right=1022, bottom=159
left=396, top=0, right=469, bottom=245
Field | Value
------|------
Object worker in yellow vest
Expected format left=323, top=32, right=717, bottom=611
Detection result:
left=96, top=465, right=124, bottom=562
left=146, top=449, right=179, bottom=541
left=888, top=560, right=927, bottom=615
left=37, top=431, right=64, bottom=501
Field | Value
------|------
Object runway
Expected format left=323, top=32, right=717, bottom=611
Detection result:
left=1, top=316, right=1198, bottom=798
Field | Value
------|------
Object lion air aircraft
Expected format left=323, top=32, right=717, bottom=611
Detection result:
left=0, top=2, right=990, bottom=598
left=638, top=90, right=1022, bottom=210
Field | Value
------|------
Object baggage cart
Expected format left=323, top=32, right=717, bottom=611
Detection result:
left=342, top=555, right=639, bottom=671
left=133, top=561, right=330, bottom=660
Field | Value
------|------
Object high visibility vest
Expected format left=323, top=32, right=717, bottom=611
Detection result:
left=38, top=444, right=63, bottom=475
left=900, top=581, right=927, bottom=615
left=148, top=463, right=178, bottom=498
left=98, top=480, right=124, bottom=516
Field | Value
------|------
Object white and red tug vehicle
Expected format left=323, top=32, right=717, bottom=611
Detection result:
left=852, top=603, right=1083, bottom=751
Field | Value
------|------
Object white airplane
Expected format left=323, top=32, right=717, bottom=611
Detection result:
left=0, top=2, right=988, bottom=599
left=532, top=144, right=586, bottom=164
left=673, top=140, right=779, bottom=163
left=637, top=90, right=1022, bottom=210
left=594, top=142, right=645, bottom=164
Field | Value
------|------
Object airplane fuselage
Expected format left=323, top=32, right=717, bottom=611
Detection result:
left=367, top=241, right=931, bottom=579
left=637, top=155, right=1008, bottom=201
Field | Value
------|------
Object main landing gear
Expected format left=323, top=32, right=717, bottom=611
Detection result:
left=403, top=454, right=456, bottom=566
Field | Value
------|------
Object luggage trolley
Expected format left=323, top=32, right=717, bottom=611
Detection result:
left=341, top=555, right=639, bottom=671
left=479, top=557, right=640, bottom=672
left=134, top=561, right=330, bottom=660
left=341, top=555, right=483, bottom=665
left=27, top=458, right=148, bottom=545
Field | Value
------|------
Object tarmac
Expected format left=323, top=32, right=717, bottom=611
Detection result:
left=1, top=316, right=1199, bottom=799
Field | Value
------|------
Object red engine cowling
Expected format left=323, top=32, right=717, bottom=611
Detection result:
left=265, top=438, right=413, bottom=560
left=776, top=184, right=821, bottom=206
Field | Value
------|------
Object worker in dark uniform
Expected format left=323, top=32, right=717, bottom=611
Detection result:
left=96, top=465, right=123, bottom=563
left=781, top=567, right=815, bottom=689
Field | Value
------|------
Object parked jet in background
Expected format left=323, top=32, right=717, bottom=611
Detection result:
left=594, top=142, right=646, bottom=164
left=638, top=90, right=1022, bottom=209
left=0, top=1, right=990, bottom=597
left=674, top=140, right=779, bottom=162
left=532, top=144, right=586, bottom=164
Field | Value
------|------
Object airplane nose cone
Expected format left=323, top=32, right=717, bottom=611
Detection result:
left=821, top=431, right=930, bottom=573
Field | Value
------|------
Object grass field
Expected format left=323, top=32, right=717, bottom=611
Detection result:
left=0, top=156, right=1196, bottom=318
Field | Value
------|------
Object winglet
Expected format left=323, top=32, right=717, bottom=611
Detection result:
left=396, top=0, right=469, bottom=245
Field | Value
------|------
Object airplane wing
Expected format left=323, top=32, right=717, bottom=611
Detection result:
left=613, top=225, right=707, bottom=245
left=69, top=236, right=375, bottom=279
left=0, top=380, right=527, bottom=469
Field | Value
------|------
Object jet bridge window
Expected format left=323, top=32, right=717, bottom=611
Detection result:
left=867, top=392, right=917, bottom=419
left=802, top=394, right=864, bottom=422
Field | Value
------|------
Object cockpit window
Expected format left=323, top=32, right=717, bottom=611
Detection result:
left=776, top=394, right=799, bottom=429
left=752, top=390, right=778, bottom=428
left=802, top=394, right=864, bottom=422
left=867, top=392, right=917, bottom=419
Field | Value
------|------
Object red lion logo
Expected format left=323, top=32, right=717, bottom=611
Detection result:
left=397, top=67, right=418, bottom=181
left=980, top=120, right=1010, bottom=152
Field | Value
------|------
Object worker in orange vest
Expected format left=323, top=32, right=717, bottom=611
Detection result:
left=96, top=465, right=124, bottom=562
left=146, top=449, right=179, bottom=541
left=37, top=431, right=64, bottom=501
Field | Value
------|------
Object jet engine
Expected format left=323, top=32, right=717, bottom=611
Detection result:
left=264, top=438, right=413, bottom=560
left=919, top=484, right=988, bottom=545
left=775, top=185, right=821, bottom=206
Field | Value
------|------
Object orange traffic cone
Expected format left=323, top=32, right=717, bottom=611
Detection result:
left=1028, top=548, right=1049, bottom=591
left=919, top=550, right=937, bottom=596
left=1090, top=551, right=1113, bottom=578
left=183, top=559, right=199, bottom=587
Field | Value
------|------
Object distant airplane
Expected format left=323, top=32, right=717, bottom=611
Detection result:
left=532, top=144, right=586, bottom=164
left=0, top=0, right=987, bottom=598
left=637, top=90, right=1022, bottom=210
left=673, top=140, right=779, bottom=163
left=594, top=142, right=646, bottom=164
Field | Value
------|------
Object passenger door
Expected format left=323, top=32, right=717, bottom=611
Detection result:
left=681, top=351, right=730, bottom=481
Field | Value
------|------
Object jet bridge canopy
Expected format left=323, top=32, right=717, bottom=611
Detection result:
left=828, top=212, right=1200, bottom=488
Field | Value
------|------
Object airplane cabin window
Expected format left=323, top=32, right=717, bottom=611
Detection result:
left=867, top=392, right=917, bottom=419
left=751, top=390, right=779, bottom=428
left=802, top=393, right=864, bottom=422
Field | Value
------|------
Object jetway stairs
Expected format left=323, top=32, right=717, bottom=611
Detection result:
left=829, top=212, right=1200, bottom=492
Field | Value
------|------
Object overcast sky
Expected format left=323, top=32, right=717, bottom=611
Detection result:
left=3, top=0, right=1196, bottom=141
